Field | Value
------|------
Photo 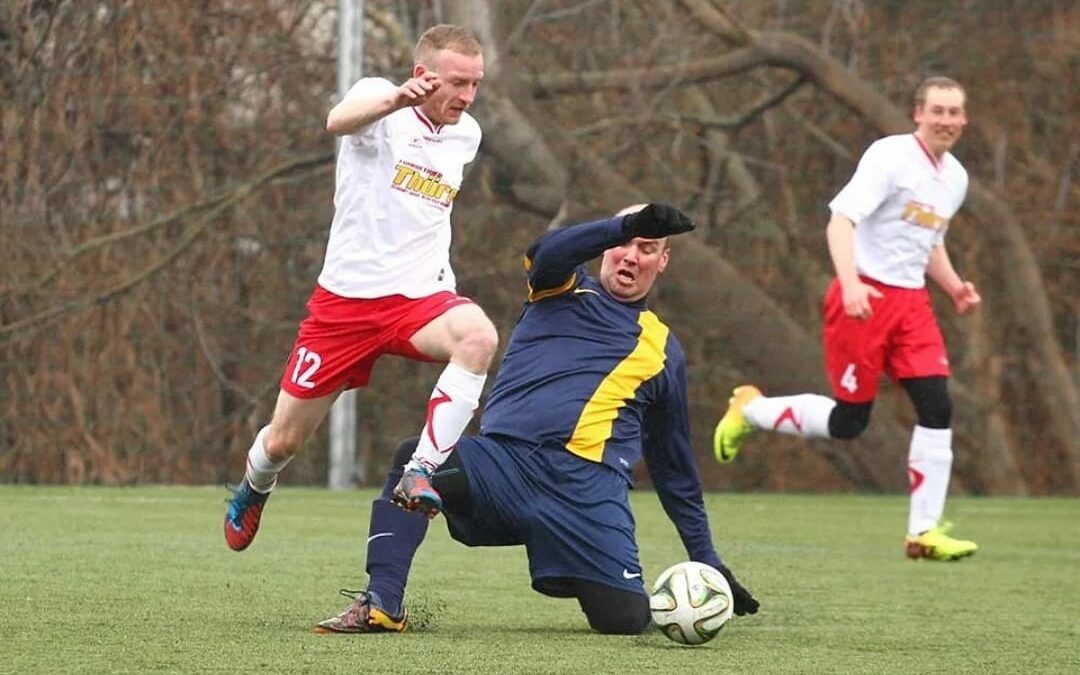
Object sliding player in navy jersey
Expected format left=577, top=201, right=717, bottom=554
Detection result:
left=316, top=203, right=760, bottom=635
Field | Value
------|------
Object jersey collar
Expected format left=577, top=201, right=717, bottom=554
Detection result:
left=412, top=108, right=444, bottom=135
left=912, top=133, right=941, bottom=171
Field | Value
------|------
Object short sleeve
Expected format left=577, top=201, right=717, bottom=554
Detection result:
left=342, top=77, right=398, bottom=145
left=828, top=139, right=896, bottom=224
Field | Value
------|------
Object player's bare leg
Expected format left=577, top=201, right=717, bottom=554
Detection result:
left=225, top=391, right=337, bottom=550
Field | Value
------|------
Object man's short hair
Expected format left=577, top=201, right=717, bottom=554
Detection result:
left=415, top=24, right=482, bottom=66
left=914, top=76, right=965, bottom=107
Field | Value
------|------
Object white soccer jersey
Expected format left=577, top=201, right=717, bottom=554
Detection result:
left=316, top=77, right=482, bottom=299
left=829, top=133, right=968, bottom=289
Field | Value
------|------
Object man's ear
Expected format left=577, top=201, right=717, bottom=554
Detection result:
left=656, top=248, right=671, bottom=274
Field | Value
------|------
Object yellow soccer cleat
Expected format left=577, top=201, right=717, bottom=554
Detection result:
left=315, top=589, right=409, bottom=634
left=904, top=522, right=978, bottom=561
left=713, top=385, right=763, bottom=463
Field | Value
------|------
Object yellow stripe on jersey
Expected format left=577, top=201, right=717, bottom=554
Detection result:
left=523, top=254, right=578, bottom=302
left=527, top=273, right=577, bottom=302
left=566, top=311, right=669, bottom=462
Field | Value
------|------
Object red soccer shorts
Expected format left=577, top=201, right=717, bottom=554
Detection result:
left=822, top=276, right=950, bottom=403
left=279, top=285, right=473, bottom=399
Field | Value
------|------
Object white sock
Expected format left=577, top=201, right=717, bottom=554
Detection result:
left=408, top=363, right=485, bottom=473
left=743, top=394, right=835, bottom=438
left=907, top=425, right=953, bottom=536
left=245, top=425, right=293, bottom=493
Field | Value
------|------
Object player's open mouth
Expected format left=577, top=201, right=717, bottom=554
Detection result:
left=617, top=269, right=636, bottom=282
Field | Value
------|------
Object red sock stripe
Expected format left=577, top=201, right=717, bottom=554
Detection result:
left=908, top=467, right=925, bottom=494
left=424, top=388, right=453, bottom=450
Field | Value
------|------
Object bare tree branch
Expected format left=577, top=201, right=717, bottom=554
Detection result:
left=1, top=200, right=229, bottom=339
left=526, top=49, right=764, bottom=96
left=678, top=0, right=752, bottom=45
left=703, top=75, right=808, bottom=130
left=191, top=305, right=260, bottom=407
left=5, top=151, right=333, bottom=296
left=0, top=151, right=333, bottom=339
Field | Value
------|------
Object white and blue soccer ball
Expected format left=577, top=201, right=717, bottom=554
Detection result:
left=649, top=561, right=734, bottom=645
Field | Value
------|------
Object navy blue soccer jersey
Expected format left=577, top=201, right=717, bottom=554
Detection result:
left=478, top=215, right=724, bottom=569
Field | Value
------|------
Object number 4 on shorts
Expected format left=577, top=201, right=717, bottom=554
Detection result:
left=840, top=363, right=858, bottom=394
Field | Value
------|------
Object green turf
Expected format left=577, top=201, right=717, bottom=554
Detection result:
left=1, top=487, right=1077, bottom=674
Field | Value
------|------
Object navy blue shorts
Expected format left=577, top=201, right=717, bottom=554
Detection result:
left=445, top=435, right=646, bottom=597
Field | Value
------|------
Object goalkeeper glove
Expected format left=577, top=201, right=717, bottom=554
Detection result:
left=621, top=203, right=695, bottom=240
left=716, top=563, right=760, bottom=616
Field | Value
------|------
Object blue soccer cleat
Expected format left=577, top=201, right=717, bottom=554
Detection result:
left=223, top=479, right=270, bottom=551
left=392, top=465, right=443, bottom=518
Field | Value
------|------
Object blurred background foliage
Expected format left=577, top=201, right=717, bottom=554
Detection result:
left=1, top=0, right=1076, bottom=493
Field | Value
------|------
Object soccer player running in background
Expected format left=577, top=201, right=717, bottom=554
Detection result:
left=315, top=203, right=760, bottom=634
left=714, top=77, right=979, bottom=561
left=224, top=25, right=498, bottom=551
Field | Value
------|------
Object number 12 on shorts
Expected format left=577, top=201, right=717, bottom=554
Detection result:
left=840, top=362, right=858, bottom=395
left=291, top=346, right=322, bottom=389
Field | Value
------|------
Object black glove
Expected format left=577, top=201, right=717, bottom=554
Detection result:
left=716, top=563, right=759, bottom=616
left=621, top=203, right=695, bottom=240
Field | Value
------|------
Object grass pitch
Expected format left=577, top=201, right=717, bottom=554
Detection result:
left=2, top=487, right=1077, bottom=674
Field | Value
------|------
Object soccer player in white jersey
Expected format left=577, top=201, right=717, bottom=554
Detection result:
left=224, top=25, right=498, bottom=552
left=714, top=77, right=980, bottom=561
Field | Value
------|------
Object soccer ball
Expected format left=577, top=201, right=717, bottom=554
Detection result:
left=649, top=561, right=734, bottom=645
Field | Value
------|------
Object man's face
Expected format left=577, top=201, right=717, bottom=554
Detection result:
left=599, top=237, right=670, bottom=303
left=416, top=49, right=484, bottom=125
left=914, top=86, right=967, bottom=155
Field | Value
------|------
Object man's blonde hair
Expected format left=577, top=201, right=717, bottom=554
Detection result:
left=914, top=76, right=965, bottom=107
left=414, top=24, right=482, bottom=67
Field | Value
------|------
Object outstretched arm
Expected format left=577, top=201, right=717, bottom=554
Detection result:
left=642, top=351, right=759, bottom=616
left=525, top=203, right=694, bottom=299
left=326, top=72, right=442, bottom=136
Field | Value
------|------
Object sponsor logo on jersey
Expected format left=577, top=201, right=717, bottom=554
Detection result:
left=391, top=161, right=458, bottom=207
left=901, top=200, right=948, bottom=230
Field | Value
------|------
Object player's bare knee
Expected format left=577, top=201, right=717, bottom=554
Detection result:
left=263, top=425, right=304, bottom=460
left=474, top=317, right=499, bottom=360
left=456, top=321, right=499, bottom=370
